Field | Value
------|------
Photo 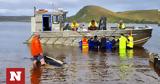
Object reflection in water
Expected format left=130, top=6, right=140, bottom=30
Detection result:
left=119, top=49, right=134, bottom=80
left=30, top=67, right=42, bottom=84
left=28, top=45, right=159, bottom=84
left=82, top=47, right=89, bottom=56
left=127, top=49, right=134, bottom=59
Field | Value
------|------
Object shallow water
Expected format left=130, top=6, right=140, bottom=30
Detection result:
left=39, top=45, right=160, bottom=84
left=0, top=22, right=32, bottom=84
left=0, top=22, right=159, bottom=84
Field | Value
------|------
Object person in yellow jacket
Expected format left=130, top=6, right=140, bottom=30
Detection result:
left=119, top=34, right=128, bottom=50
left=118, top=33, right=128, bottom=80
left=127, top=32, right=134, bottom=49
left=71, top=21, right=79, bottom=31
left=118, top=20, right=126, bottom=29
left=88, top=20, right=98, bottom=30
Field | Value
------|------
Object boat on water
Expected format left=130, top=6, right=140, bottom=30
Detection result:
left=27, top=8, right=153, bottom=47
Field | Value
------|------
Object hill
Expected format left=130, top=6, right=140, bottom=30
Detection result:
left=68, top=5, right=133, bottom=23
left=0, top=16, right=31, bottom=22
left=67, top=5, right=159, bottom=23
left=118, top=9, right=159, bottom=23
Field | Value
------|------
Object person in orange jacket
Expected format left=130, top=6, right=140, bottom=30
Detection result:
left=30, top=33, right=46, bottom=67
left=82, top=36, right=89, bottom=47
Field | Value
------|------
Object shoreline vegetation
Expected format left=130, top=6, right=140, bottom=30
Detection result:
left=0, top=16, right=31, bottom=22
left=0, top=5, right=159, bottom=24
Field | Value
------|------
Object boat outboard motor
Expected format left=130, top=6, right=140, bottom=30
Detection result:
left=98, top=16, right=107, bottom=30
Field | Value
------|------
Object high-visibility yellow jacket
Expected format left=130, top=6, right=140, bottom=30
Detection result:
left=127, top=35, right=134, bottom=48
left=118, top=23, right=125, bottom=29
left=71, top=22, right=79, bottom=29
left=89, top=21, right=98, bottom=28
left=119, top=36, right=127, bottom=49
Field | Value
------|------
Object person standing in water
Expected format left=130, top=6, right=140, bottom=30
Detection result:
left=93, top=35, right=100, bottom=51
left=30, top=33, right=46, bottom=67
left=127, top=32, right=134, bottom=49
left=100, top=36, right=106, bottom=50
left=119, top=33, right=128, bottom=50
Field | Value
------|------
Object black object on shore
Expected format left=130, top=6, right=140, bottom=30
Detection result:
left=44, top=56, right=64, bottom=67
left=154, top=58, right=160, bottom=69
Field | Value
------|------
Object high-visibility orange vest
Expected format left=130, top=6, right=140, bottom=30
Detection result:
left=30, top=36, right=43, bottom=56
left=82, top=38, right=88, bottom=47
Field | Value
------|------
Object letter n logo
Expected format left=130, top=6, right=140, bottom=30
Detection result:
left=6, top=68, right=25, bottom=84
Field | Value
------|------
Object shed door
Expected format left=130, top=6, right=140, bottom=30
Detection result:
left=42, top=14, right=52, bottom=31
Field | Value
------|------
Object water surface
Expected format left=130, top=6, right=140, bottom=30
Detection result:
left=0, top=22, right=159, bottom=84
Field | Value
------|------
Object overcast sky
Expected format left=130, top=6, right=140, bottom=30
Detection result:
left=0, top=0, right=159, bottom=16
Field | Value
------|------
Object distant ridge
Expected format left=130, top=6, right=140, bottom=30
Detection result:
left=67, top=5, right=159, bottom=23
left=0, top=5, right=159, bottom=24
left=0, top=16, right=30, bottom=22
left=118, top=9, right=159, bottom=23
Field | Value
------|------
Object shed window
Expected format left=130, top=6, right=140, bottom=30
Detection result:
left=53, top=16, right=59, bottom=24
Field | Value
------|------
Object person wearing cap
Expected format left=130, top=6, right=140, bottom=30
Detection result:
left=118, top=20, right=126, bottom=29
left=30, top=33, right=46, bottom=67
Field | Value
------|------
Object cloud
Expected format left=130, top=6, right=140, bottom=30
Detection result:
left=0, top=0, right=159, bottom=16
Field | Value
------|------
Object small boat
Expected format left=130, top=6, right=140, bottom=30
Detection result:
left=27, top=8, right=153, bottom=47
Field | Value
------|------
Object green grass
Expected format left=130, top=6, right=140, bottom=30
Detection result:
left=118, top=9, right=159, bottom=23
left=67, top=5, right=159, bottom=23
